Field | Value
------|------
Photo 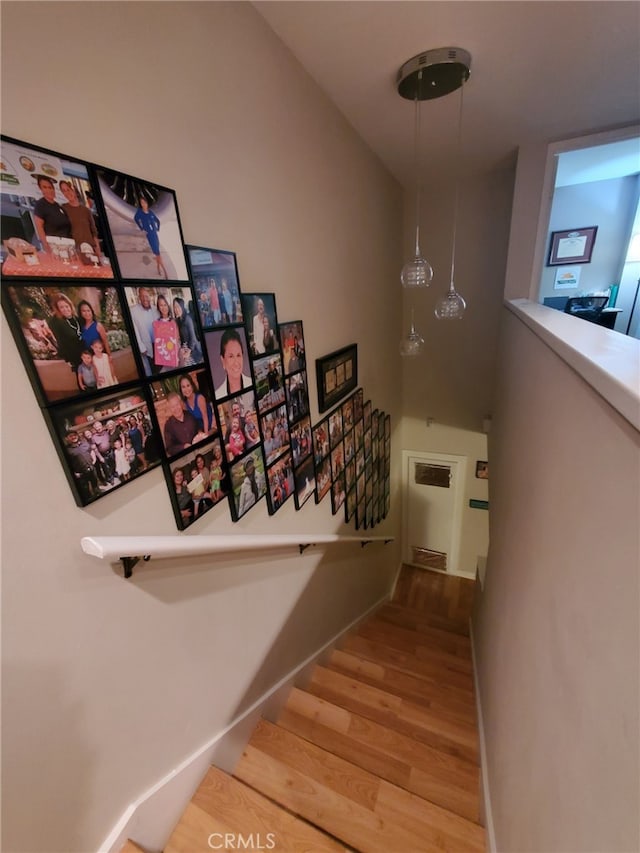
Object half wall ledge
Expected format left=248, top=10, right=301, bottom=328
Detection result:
left=80, top=534, right=395, bottom=578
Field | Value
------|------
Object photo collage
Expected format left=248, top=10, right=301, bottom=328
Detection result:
left=1, top=134, right=391, bottom=530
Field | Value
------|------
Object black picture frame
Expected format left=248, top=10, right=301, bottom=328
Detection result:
left=284, top=369, right=310, bottom=424
left=294, top=455, right=316, bottom=510
left=316, top=343, right=357, bottom=413
left=94, top=166, right=190, bottom=282
left=47, top=386, right=160, bottom=507
left=217, top=390, right=260, bottom=463
left=166, top=437, right=229, bottom=530
left=266, top=450, right=295, bottom=515
left=279, top=320, right=306, bottom=376
left=476, top=460, right=489, bottom=480
left=1, top=135, right=117, bottom=281
left=228, top=446, right=267, bottom=521
left=205, top=326, right=253, bottom=403
left=547, top=226, right=598, bottom=266
left=260, top=403, right=291, bottom=466
left=149, top=367, right=218, bottom=460
left=241, top=293, right=280, bottom=359
left=186, top=244, right=243, bottom=329
left=1, top=282, right=139, bottom=405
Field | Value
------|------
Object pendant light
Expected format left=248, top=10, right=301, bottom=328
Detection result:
left=401, top=73, right=432, bottom=289
left=397, top=48, right=471, bottom=351
left=435, top=65, right=468, bottom=321
left=399, top=307, right=424, bottom=357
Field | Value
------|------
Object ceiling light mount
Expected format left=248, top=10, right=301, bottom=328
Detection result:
left=397, top=47, right=471, bottom=101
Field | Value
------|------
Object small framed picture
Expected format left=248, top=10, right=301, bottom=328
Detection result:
left=547, top=227, right=598, bottom=266
left=331, top=473, right=347, bottom=515
left=284, top=370, right=310, bottom=424
left=279, top=321, right=306, bottom=376
left=294, top=456, right=316, bottom=510
left=47, top=387, right=160, bottom=506
left=331, top=442, right=345, bottom=480
left=266, top=450, right=295, bottom=515
left=260, top=403, right=291, bottom=466
left=167, top=437, right=229, bottom=530
left=1, top=136, right=115, bottom=280
left=316, top=344, right=358, bottom=413
left=345, top=458, right=356, bottom=494
left=241, top=293, right=280, bottom=358
left=315, top=456, right=332, bottom=503
left=328, top=408, right=343, bottom=449
left=312, top=417, right=330, bottom=466
left=150, top=368, right=217, bottom=459
left=95, top=166, right=190, bottom=282
left=253, top=353, right=286, bottom=415
left=187, top=245, right=243, bottom=329
left=476, top=460, right=489, bottom=480
left=342, top=396, right=354, bottom=432
left=352, top=388, right=364, bottom=423
left=205, top=326, right=253, bottom=402
left=123, top=284, right=204, bottom=377
left=290, top=415, right=312, bottom=468
left=229, top=447, right=267, bottom=521
left=217, top=390, right=260, bottom=463
left=344, top=429, right=355, bottom=464
left=2, top=283, right=138, bottom=404
left=345, top=487, right=357, bottom=523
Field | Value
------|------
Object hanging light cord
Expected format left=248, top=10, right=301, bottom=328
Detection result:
left=448, top=72, right=466, bottom=291
left=413, top=70, right=423, bottom=258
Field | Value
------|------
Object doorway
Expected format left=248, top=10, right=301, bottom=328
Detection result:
left=402, top=450, right=467, bottom=576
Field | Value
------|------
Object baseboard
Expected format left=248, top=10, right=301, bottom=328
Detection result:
left=98, top=591, right=390, bottom=853
left=469, top=617, right=497, bottom=853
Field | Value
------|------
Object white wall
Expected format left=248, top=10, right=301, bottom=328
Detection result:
left=474, top=308, right=640, bottom=852
left=1, top=4, right=402, bottom=851
left=400, top=418, right=489, bottom=577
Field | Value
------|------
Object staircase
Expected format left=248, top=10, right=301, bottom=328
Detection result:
left=162, top=565, right=484, bottom=852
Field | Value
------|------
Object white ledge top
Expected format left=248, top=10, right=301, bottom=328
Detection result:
left=81, top=533, right=393, bottom=563
left=507, top=299, right=640, bottom=431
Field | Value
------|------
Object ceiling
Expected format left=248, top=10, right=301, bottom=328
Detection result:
left=255, top=1, right=640, bottom=190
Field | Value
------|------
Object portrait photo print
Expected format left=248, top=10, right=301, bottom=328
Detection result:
left=96, top=167, right=189, bottom=281
left=187, top=245, right=243, bottom=329
left=241, top=293, right=280, bottom=358
left=2, top=283, right=137, bottom=404
left=1, top=136, right=115, bottom=280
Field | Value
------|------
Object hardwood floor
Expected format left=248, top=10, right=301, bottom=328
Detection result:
left=162, top=565, right=484, bottom=852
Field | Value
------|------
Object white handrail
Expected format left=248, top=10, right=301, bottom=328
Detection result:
left=81, top=534, right=394, bottom=577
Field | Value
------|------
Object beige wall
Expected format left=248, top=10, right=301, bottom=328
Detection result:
left=474, top=309, right=640, bottom=852
left=1, top=4, right=402, bottom=851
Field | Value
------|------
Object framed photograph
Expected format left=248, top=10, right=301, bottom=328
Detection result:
left=2, top=283, right=138, bottom=404
left=47, top=387, right=159, bottom=506
left=284, top=370, right=309, bottom=424
left=266, top=450, right=294, bottom=515
left=345, top=457, right=356, bottom=494
left=294, top=456, right=316, bottom=510
left=290, top=415, right=312, bottom=468
left=241, top=293, right=280, bottom=358
left=331, top=442, right=345, bottom=480
left=316, top=344, right=357, bottom=413
left=1, top=136, right=115, bottom=280
left=187, top=245, right=243, bottom=329
left=279, top=321, right=306, bottom=376
left=476, top=460, right=489, bottom=480
left=352, top=388, right=364, bottom=423
left=253, top=353, right=286, bottom=415
left=342, top=396, right=354, bottom=432
left=150, top=367, right=217, bottom=459
left=363, top=399, right=372, bottom=432
left=328, top=408, right=343, bottom=449
left=167, top=437, right=229, bottom=530
left=547, top=227, right=598, bottom=266
left=331, top=473, right=347, bottom=515
left=344, top=429, right=356, bottom=464
left=354, top=420, right=364, bottom=451
left=312, top=417, right=330, bottom=466
left=205, top=326, right=253, bottom=402
left=355, top=498, right=366, bottom=530
left=229, top=446, right=267, bottom=521
left=124, top=285, right=204, bottom=377
left=345, top=486, right=357, bottom=523
left=217, top=390, right=259, bottom=463
left=95, top=166, right=189, bottom=281
left=315, top=456, right=332, bottom=503
left=260, top=403, right=290, bottom=466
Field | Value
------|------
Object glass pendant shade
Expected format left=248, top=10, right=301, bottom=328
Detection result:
left=399, top=309, right=424, bottom=357
left=401, top=254, right=433, bottom=288
left=435, top=286, right=466, bottom=320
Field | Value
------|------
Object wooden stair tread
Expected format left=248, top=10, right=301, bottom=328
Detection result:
left=328, top=649, right=477, bottom=724
left=308, top=666, right=479, bottom=764
left=392, top=567, right=474, bottom=634
left=369, top=607, right=472, bottom=655
left=278, top=687, right=481, bottom=823
left=356, top=620, right=474, bottom=673
left=119, top=842, right=147, bottom=853
left=342, top=633, right=475, bottom=694
left=235, top=719, right=485, bottom=853
left=165, top=766, right=347, bottom=852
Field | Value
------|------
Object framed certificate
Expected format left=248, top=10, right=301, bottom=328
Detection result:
left=547, top=227, right=597, bottom=266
